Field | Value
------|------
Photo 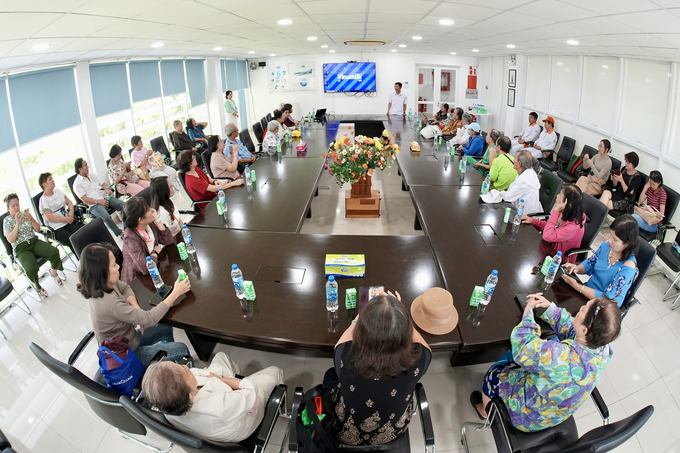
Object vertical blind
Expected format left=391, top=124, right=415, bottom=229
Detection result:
left=129, top=61, right=162, bottom=103
left=220, top=60, right=227, bottom=92
left=0, top=77, right=16, bottom=152
left=225, top=60, right=238, bottom=91
left=89, top=62, right=131, bottom=117
left=8, top=67, right=81, bottom=145
left=186, top=59, right=206, bottom=106
left=161, top=60, right=186, bottom=96
left=237, top=60, right=249, bottom=90
left=224, top=59, right=249, bottom=91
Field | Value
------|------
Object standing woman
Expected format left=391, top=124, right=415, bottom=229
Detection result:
left=3, top=194, right=64, bottom=298
left=108, top=145, right=150, bottom=196
left=224, top=91, right=239, bottom=125
left=150, top=177, right=183, bottom=236
left=473, top=129, right=500, bottom=175
left=576, top=139, right=613, bottom=196
left=599, top=152, right=641, bottom=211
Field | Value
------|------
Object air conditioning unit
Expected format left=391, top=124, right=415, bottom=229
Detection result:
left=248, top=61, right=259, bottom=70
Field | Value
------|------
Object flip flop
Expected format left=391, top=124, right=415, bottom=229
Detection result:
left=470, top=391, right=485, bottom=420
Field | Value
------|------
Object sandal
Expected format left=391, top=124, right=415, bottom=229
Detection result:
left=34, top=287, right=49, bottom=299
left=470, top=391, right=486, bottom=420
left=52, top=274, right=63, bottom=286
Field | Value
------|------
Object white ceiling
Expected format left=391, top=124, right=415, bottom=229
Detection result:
left=1, top=0, right=680, bottom=72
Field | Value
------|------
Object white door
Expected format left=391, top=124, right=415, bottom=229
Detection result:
left=416, top=66, right=457, bottom=119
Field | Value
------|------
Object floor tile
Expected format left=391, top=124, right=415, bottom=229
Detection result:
left=631, top=316, right=680, bottom=377
left=20, top=420, right=80, bottom=453
left=93, top=425, right=172, bottom=453
left=604, top=331, right=660, bottom=400
left=41, top=390, right=109, bottom=452
left=0, top=386, right=40, bottom=452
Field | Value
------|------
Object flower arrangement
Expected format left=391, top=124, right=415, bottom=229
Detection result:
left=323, top=129, right=400, bottom=186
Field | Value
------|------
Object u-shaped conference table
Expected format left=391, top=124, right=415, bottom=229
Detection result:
left=131, top=115, right=588, bottom=365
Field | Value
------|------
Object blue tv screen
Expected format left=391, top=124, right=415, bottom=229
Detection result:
left=323, top=62, right=377, bottom=93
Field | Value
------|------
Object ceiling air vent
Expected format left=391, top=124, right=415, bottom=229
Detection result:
left=344, top=39, right=388, bottom=46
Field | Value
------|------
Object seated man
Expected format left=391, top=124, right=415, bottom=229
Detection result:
left=510, top=112, right=542, bottom=155
left=38, top=172, right=83, bottom=253
left=73, top=158, right=125, bottom=237
left=501, top=150, right=543, bottom=215
left=449, top=113, right=473, bottom=147
left=141, top=351, right=284, bottom=444
left=171, top=120, right=198, bottom=153
left=489, top=136, right=518, bottom=191
left=224, top=123, right=256, bottom=168
left=520, top=116, right=557, bottom=160
left=458, top=122, right=484, bottom=156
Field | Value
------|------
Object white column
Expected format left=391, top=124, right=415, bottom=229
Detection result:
left=74, top=62, right=107, bottom=181
left=205, top=57, right=226, bottom=137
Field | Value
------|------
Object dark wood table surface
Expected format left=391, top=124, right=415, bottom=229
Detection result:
left=130, top=228, right=459, bottom=359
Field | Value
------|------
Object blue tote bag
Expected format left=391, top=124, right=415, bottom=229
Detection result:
left=98, top=344, right=146, bottom=397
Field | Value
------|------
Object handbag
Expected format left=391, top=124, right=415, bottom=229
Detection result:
left=566, top=154, right=584, bottom=175
left=295, top=384, right=337, bottom=453
left=634, top=205, right=662, bottom=226
left=97, top=337, right=146, bottom=397
left=134, top=166, right=151, bottom=181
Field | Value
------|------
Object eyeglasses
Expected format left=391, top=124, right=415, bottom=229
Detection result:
left=588, top=299, right=611, bottom=330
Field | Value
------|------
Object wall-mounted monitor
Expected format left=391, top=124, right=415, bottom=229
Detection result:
left=323, top=62, right=377, bottom=93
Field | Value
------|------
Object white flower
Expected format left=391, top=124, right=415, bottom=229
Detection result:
left=342, top=150, right=347, bottom=155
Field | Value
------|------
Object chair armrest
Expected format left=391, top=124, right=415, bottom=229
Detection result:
left=287, top=387, right=303, bottom=453
left=68, top=330, right=95, bottom=365
left=149, top=350, right=167, bottom=364
left=255, top=384, right=287, bottom=452
left=415, top=383, right=435, bottom=452
left=565, top=247, right=592, bottom=258
left=40, top=226, right=57, bottom=243
left=590, top=387, right=609, bottom=424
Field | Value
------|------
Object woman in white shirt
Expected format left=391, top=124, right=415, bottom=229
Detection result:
left=150, top=176, right=183, bottom=236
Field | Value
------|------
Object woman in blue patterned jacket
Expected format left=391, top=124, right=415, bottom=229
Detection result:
left=471, top=293, right=621, bottom=432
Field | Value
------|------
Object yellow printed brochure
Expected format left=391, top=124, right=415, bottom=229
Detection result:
left=325, top=254, right=366, bottom=277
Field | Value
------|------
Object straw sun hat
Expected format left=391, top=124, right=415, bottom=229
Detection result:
left=410, top=287, right=458, bottom=335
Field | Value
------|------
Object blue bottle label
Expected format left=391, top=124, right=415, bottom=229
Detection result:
left=234, top=278, right=243, bottom=290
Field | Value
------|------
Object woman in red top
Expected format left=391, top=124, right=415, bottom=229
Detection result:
left=521, top=184, right=586, bottom=264
left=176, top=150, right=243, bottom=210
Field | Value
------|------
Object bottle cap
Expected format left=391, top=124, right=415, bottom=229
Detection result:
left=557, top=251, right=562, bottom=256
left=232, top=264, right=238, bottom=270
left=492, top=270, right=498, bottom=275
left=219, top=188, right=224, bottom=192
left=520, top=199, right=524, bottom=202
left=245, top=165, right=249, bottom=168
left=329, top=275, right=335, bottom=282
left=146, top=256, right=152, bottom=261
left=182, top=225, right=187, bottom=229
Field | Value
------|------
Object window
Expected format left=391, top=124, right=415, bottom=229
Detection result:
left=0, top=151, right=25, bottom=204
left=97, top=110, right=135, bottom=159
left=19, top=126, right=86, bottom=196
left=132, top=97, right=163, bottom=144
left=188, top=103, right=207, bottom=125
left=164, top=92, right=188, bottom=133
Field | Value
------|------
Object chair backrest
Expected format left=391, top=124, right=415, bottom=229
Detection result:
left=134, top=187, right=152, bottom=205
left=0, top=213, right=14, bottom=257
left=32, top=191, right=46, bottom=227
left=260, top=117, right=268, bottom=131
left=560, top=406, right=654, bottom=453
left=266, top=113, right=273, bottom=122
left=634, top=172, right=649, bottom=204
left=582, top=144, right=597, bottom=158
left=68, top=174, right=85, bottom=205
left=539, top=171, right=563, bottom=214
left=252, top=122, right=264, bottom=144
left=580, top=193, right=609, bottom=252
left=556, top=136, right=576, bottom=163
left=622, top=239, right=656, bottom=313
left=202, top=149, right=214, bottom=179
left=239, top=129, right=256, bottom=154
left=609, top=156, right=621, bottom=173
left=168, top=132, right=177, bottom=151
left=661, top=185, right=680, bottom=228
left=150, top=136, right=171, bottom=160
left=69, top=217, right=122, bottom=266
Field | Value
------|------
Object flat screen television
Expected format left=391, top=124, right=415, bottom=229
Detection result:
left=323, top=62, right=377, bottom=93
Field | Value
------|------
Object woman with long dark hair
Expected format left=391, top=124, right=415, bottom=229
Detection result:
left=522, top=183, right=586, bottom=263
left=150, top=176, right=183, bottom=236
left=325, top=293, right=431, bottom=445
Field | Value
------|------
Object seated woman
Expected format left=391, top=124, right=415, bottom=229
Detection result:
left=442, top=107, right=462, bottom=138
left=78, top=242, right=191, bottom=365
left=3, top=193, right=64, bottom=298
left=150, top=177, right=183, bottom=236
left=599, top=152, right=641, bottom=211
left=281, top=103, right=299, bottom=128
left=576, top=139, right=613, bottom=196
left=108, top=144, right=150, bottom=196
left=489, top=136, right=517, bottom=191
left=263, top=120, right=281, bottom=155
left=325, top=292, right=431, bottom=446
left=522, top=184, right=586, bottom=264
left=130, top=136, right=178, bottom=183
left=177, top=150, right=243, bottom=209
left=120, top=197, right=175, bottom=283
left=562, top=214, right=639, bottom=307
left=274, top=109, right=290, bottom=138
left=186, top=118, right=209, bottom=149
left=431, top=103, right=449, bottom=125
left=473, top=129, right=500, bottom=175
left=208, top=136, right=240, bottom=180
left=632, top=170, right=666, bottom=233
left=471, top=293, right=621, bottom=432
left=38, top=172, right=83, bottom=254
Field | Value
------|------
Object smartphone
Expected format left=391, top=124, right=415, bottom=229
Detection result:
left=149, top=284, right=185, bottom=306
left=560, top=266, right=583, bottom=285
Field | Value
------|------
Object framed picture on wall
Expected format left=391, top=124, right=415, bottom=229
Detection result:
left=508, top=89, right=516, bottom=107
left=508, top=69, right=516, bottom=88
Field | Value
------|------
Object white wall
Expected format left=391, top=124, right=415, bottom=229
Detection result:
left=248, top=52, right=478, bottom=118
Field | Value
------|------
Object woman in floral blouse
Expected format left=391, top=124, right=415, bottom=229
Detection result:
left=108, top=145, right=150, bottom=196
left=471, top=293, right=621, bottom=432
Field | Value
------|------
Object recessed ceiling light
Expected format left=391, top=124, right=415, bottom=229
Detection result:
left=391, top=49, right=397, bottom=52
left=152, top=42, right=164, bottom=48
left=321, top=45, right=328, bottom=48
left=307, top=36, right=317, bottom=41
left=270, top=53, right=276, bottom=57
left=32, top=43, right=50, bottom=51
left=399, top=44, right=406, bottom=48
left=248, top=50, right=255, bottom=54
left=472, top=49, right=479, bottom=52
left=213, top=47, right=222, bottom=51
left=506, top=44, right=516, bottom=49
left=412, top=36, right=422, bottom=40
left=557, top=62, right=563, bottom=66
left=329, top=50, right=335, bottom=53
left=450, top=52, right=457, bottom=55
left=602, top=65, right=609, bottom=69
left=277, top=19, right=293, bottom=25
left=439, top=19, right=454, bottom=26
left=567, top=39, right=579, bottom=45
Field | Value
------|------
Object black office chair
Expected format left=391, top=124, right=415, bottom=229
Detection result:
left=287, top=383, right=434, bottom=453
left=134, top=187, right=152, bottom=205
left=252, top=122, right=264, bottom=145
left=557, top=144, right=596, bottom=184
left=266, top=113, right=273, bottom=122
left=535, top=171, right=563, bottom=216
left=0, top=269, right=32, bottom=339
left=202, top=149, right=215, bottom=179
left=29, top=332, right=171, bottom=451
left=538, top=131, right=560, bottom=166
left=150, top=136, right=178, bottom=170
left=178, top=172, right=213, bottom=213
left=120, top=384, right=288, bottom=453
left=461, top=389, right=653, bottom=453
left=69, top=217, right=123, bottom=270
left=31, top=192, right=78, bottom=270
left=620, top=239, right=656, bottom=320
left=0, top=429, right=17, bottom=453
left=540, top=136, right=575, bottom=173
left=564, top=193, right=609, bottom=265
left=608, top=172, right=649, bottom=221
left=658, top=230, right=680, bottom=310
left=639, top=185, right=680, bottom=246
left=240, top=129, right=261, bottom=155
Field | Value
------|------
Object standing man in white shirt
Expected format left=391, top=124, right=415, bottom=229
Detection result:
left=510, top=112, right=542, bottom=155
left=387, top=82, right=408, bottom=116
left=73, top=158, right=125, bottom=238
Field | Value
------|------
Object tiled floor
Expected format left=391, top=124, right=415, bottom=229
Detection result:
left=2, top=168, right=680, bottom=452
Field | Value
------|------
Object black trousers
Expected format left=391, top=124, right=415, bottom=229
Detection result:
left=53, top=222, right=84, bottom=254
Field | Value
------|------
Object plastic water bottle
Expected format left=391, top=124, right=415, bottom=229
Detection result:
left=545, top=252, right=562, bottom=285
left=181, top=225, right=196, bottom=255
left=513, top=199, right=525, bottom=226
left=250, top=168, right=256, bottom=183
left=231, top=264, right=245, bottom=299
left=146, top=257, right=164, bottom=290
left=326, top=275, right=338, bottom=312
left=408, top=108, right=412, bottom=121
left=217, top=188, right=228, bottom=218
left=481, top=175, right=490, bottom=195
left=312, top=108, right=316, bottom=121
left=459, top=155, right=466, bottom=172
left=244, top=165, right=252, bottom=185
left=480, top=270, right=498, bottom=306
